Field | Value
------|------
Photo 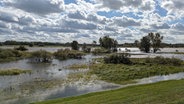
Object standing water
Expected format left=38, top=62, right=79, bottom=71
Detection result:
left=0, top=47, right=184, bottom=104
left=0, top=55, right=119, bottom=104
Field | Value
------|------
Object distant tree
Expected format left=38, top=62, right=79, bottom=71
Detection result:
left=82, top=43, right=87, bottom=51
left=92, top=40, right=97, bottom=47
left=139, top=33, right=163, bottom=53
left=139, top=36, right=151, bottom=53
left=29, top=43, right=34, bottom=47
left=0, top=42, right=3, bottom=46
left=134, top=40, right=139, bottom=47
left=71, top=40, right=79, bottom=50
left=148, top=32, right=163, bottom=53
left=82, top=43, right=91, bottom=53
left=99, top=36, right=118, bottom=51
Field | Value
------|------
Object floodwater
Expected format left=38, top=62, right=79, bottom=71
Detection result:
left=119, top=47, right=184, bottom=60
left=0, top=47, right=184, bottom=104
left=0, top=46, right=68, bottom=53
left=0, top=55, right=120, bottom=104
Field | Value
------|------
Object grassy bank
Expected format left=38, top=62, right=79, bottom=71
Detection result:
left=33, top=79, right=184, bottom=104
left=89, top=57, right=184, bottom=84
left=0, top=69, right=31, bottom=75
left=0, top=49, right=30, bottom=62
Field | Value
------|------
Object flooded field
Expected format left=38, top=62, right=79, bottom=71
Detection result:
left=0, top=47, right=184, bottom=104
left=0, top=55, right=120, bottom=104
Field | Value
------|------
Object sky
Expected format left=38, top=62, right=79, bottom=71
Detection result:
left=0, top=0, right=184, bottom=44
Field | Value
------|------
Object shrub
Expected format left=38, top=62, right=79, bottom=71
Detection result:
left=0, top=49, right=24, bottom=59
left=0, top=49, right=15, bottom=58
left=54, top=49, right=85, bottom=60
left=14, top=45, right=28, bottom=51
left=146, top=56, right=183, bottom=66
left=104, top=53, right=132, bottom=65
left=30, top=50, right=53, bottom=63
left=92, top=48, right=110, bottom=55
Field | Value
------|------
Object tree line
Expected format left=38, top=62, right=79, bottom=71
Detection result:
left=1, top=39, right=183, bottom=48
left=1, top=33, right=183, bottom=51
left=70, top=32, right=163, bottom=53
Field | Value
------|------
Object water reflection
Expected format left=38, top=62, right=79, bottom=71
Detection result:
left=0, top=54, right=119, bottom=104
left=137, top=72, right=184, bottom=84
left=0, top=49, right=184, bottom=104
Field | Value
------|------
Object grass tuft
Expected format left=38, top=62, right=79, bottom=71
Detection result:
left=0, top=68, right=31, bottom=75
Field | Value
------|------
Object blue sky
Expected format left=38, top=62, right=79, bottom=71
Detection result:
left=0, top=0, right=184, bottom=43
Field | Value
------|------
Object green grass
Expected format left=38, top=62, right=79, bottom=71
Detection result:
left=67, top=64, right=88, bottom=70
left=32, top=79, right=184, bottom=104
left=54, top=49, right=85, bottom=60
left=0, top=49, right=30, bottom=62
left=88, top=58, right=184, bottom=84
left=0, top=68, right=31, bottom=75
left=174, top=52, right=184, bottom=54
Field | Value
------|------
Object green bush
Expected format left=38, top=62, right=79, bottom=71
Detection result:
left=0, top=49, right=26, bottom=62
left=0, top=49, right=15, bottom=58
left=14, top=45, right=28, bottom=51
left=54, top=49, right=85, bottom=60
left=104, top=53, right=132, bottom=65
left=145, top=56, right=183, bottom=66
left=30, top=50, right=53, bottom=63
left=92, top=48, right=110, bottom=55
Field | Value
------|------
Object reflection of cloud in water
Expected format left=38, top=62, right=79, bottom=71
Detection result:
left=137, top=72, right=184, bottom=84
left=45, top=80, right=120, bottom=100
left=3, top=80, right=120, bottom=104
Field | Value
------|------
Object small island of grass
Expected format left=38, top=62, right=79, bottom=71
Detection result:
left=89, top=54, right=184, bottom=84
left=67, top=64, right=89, bottom=70
left=0, top=68, right=31, bottom=75
left=0, top=48, right=30, bottom=63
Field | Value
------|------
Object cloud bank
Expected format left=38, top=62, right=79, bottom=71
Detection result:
left=0, top=0, right=184, bottom=43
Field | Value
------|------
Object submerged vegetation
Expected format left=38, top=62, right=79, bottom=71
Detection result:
left=67, top=64, right=88, bottom=70
left=54, top=49, right=85, bottom=60
left=0, top=68, right=31, bottom=75
left=0, top=49, right=29, bottom=62
left=30, top=50, right=53, bottom=63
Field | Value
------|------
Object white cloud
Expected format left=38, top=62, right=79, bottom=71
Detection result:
left=172, top=23, right=184, bottom=31
left=112, top=16, right=141, bottom=27
left=3, top=0, right=65, bottom=15
left=95, top=0, right=156, bottom=12
left=0, top=11, right=19, bottom=23
left=161, top=0, right=184, bottom=17
left=150, top=23, right=170, bottom=29
left=0, top=0, right=183, bottom=43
